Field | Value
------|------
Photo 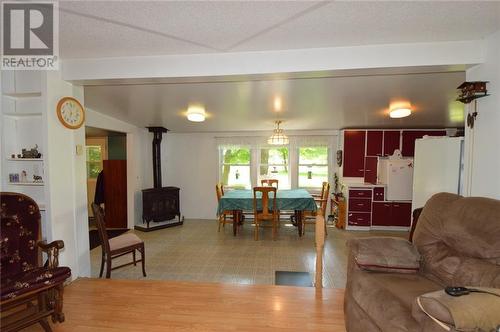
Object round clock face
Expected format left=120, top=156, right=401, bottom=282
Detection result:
left=57, top=97, right=85, bottom=129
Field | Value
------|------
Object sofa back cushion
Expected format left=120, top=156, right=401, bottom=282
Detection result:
left=0, top=192, right=41, bottom=280
left=412, top=193, right=500, bottom=287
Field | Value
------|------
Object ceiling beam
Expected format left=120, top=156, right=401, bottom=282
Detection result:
left=63, top=40, right=484, bottom=84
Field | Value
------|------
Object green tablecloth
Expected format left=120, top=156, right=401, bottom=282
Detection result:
left=217, top=189, right=317, bottom=215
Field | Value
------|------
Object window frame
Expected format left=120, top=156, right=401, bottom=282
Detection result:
left=86, top=145, right=103, bottom=179
left=258, top=147, right=291, bottom=189
left=297, top=146, right=330, bottom=190
left=219, top=146, right=252, bottom=189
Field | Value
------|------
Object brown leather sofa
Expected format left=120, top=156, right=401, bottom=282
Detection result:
left=344, top=193, right=500, bottom=331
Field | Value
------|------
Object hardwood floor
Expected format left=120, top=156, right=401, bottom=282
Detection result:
left=25, top=278, right=345, bottom=331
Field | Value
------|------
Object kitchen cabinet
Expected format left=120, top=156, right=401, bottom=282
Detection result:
left=343, top=130, right=366, bottom=177
left=372, top=202, right=411, bottom=227
left=364, top=156, right=378, bottom=184
left=366, top=131, right=383, bottom=156
left=383, top=131, right=401, bottom=156
left=348, top=212, right=371, bottom=226
left=373, top=187, right=385, bottom=201
left=402, top=130, right=446, bottom=157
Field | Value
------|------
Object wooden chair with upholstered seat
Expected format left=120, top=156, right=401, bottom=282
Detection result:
left=261, top=179, right=279, bottom=189
left=91, top=203, right=146, bottom=279
left=253, top=186, right=278, bottom=240
left=302, top=182, right=330, bottom=236
left=216, top=183, right=235, bottom=232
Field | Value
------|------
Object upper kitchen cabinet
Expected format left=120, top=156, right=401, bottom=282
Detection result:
left=366, top=131, right=383, bottom=156
left=343, top=130, right=366, bottom=177
left=401, top=130, right=447, bottom=157
left=1, top=71, right=42, bottom=95
left=383, top=131, right=401, bottom=156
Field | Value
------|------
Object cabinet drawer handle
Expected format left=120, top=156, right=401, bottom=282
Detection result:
left=357, top=203, right=364, bottom=206
left=384, top=204, right=390, bottom=207
left=357, top=193, right=364, bottom=195
left=357, top=218, right=363, bottom=221
left=358, top=169, right=364, bottom=171
left=365, top=170, right=371, bottom=172
left=394, top=204, right=400, bottom=207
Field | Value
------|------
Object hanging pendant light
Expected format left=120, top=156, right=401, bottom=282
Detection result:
left=267, top=120, right=289, bottom=145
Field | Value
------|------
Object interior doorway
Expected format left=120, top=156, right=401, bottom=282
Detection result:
left=85, top=127, right=128, bottom=249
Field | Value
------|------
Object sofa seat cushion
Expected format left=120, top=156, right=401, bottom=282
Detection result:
left=1, top=266, right=71, bottom=301
left=109, top=233, right=143, bottom=251
left=351, top=271, right=442, bottom=331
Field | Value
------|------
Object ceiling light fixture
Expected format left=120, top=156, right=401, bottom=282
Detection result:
left=389, top=107, right=412, bottom=119
left=186, top=105, right=206, bottom=122
left=273, top=96, right=282, bottom=112
left=268, top=120, right=289, bottom=145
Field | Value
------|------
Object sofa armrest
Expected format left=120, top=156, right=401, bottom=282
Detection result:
left=347, top=237, right=421, bottom=273
left=38, top=240, right=64, bottom=269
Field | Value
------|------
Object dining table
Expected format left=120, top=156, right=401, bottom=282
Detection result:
left=217, top=188, right=317, bottom=237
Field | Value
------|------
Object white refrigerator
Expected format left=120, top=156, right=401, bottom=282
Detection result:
left=378, top=157, right=414, bottom=201
left=411, top=136, right=464, bottom=213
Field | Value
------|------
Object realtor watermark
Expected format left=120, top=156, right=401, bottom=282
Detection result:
left=1, top=1, right=59, bottom=70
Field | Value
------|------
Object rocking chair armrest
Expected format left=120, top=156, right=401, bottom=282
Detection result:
left=38, top=240, right=64, bottom=269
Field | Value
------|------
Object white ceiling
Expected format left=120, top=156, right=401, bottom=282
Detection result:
left=84, top=70, right=466, bottom=132
left=59, top=1, right=500, bottom=59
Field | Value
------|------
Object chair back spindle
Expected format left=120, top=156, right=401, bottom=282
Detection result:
left=91, top=203, right=111, bottom=254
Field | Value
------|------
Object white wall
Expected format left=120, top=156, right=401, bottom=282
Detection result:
left=163, top=131, right=338, bottom=220
left=464, top=30, right=500, bottom=199
left=44, top=71, right=90, bottom=277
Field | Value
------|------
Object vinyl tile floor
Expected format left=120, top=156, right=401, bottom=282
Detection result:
left=90, top=219, right=407, bottom=288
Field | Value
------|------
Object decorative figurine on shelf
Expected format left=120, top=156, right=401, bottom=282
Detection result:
left=20, top=170, right=27, bottom=183
left=9, top=173, right=20, bottom=183
left=457, top=81, right=489, bottom=104
left=33, top=175, right=43, bottom=183
left=21, top=145, right=42, bottom=159
left=11, top=154, right=15, bottom=159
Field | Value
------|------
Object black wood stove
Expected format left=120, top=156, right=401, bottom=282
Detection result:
left=135, top=127, right=183, bottom=232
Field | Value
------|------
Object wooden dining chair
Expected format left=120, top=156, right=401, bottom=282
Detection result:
left=216, top=183, right=234, bottom=232
left=303, top=182, right=330, bottom=236
left=253, top=186, right=278, bottom=240
left=312, top=181, right=328, bottom=201
left=261, top=179, right=279, bottom=189
left=91, top=203, right=146, bottom=279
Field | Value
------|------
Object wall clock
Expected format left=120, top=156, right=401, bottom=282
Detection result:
left=56, top=97, right=85, bottom=129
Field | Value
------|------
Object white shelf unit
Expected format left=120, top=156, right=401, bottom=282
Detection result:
left=1, top=70, right=49, bottom=238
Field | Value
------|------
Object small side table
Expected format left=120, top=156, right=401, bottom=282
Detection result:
left=331, top=196, right=346, bottom=229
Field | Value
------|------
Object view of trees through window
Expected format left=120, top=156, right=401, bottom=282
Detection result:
left=219, top=146, right=328, bottom=189
left=86, top=146, right=103, bottom=179
left=260, top=147, right=289, bottom=188
left=298, top=147, right=328, bottom=188
left=220, top=148, right=251, bottom=189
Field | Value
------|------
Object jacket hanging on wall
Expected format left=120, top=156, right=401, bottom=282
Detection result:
left=94, top=170, right=105, bottom=205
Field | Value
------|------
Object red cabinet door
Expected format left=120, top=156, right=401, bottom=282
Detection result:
left=373, top=187, right=385, bottom=201
left=372, top=202, right=392, bottom=226
left=366, top=131, right=383, bottom=156
left=391, top=202, right=412, bottom=227
left=343, top=130, right=366, bottom=177
left=383, top=131, right=400, bottom=156
left=348, top=212, right=371, bottom=226
left=402, top=130, right=447, bottom=157
left=364, top=156, right=378, bottom=184
left=349, top=198, right=372, bottom=212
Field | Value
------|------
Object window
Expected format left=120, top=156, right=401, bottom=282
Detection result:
left=86, top=145, right=103, bottom=179
left=298, top=147, right=328, bottom=188
left=259, top=147, right=290, bottom=189
left=220, top=147, right=251, bottom=189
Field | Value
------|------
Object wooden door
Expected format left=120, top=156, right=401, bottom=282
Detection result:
left=366, top=131, right=383, bottom=156
left=372, top=202, right=392, bottom=226
left=103, top=160, right=127, bottom=228
left=343, top=130, right=366, bottom=177
left=383, top=131, right=401, bottom=156
left=364, top=156, right=378, bottom=184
